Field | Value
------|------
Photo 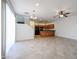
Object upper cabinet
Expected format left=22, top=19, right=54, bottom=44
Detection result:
left=43, top=24, right=54, bottom=29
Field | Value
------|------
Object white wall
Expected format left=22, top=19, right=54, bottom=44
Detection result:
left=6, top=4, right=15, bottom=54
left=16, top=24, right=34, bottom=41
left=54, top=15, right=77, bottom=40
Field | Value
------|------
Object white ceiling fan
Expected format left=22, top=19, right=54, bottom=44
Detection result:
left=53, top=8, right=70, bottom=18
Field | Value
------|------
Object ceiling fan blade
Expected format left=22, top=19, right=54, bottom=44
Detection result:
left=64, top=14, right=68, bottom=17
left=64, top=12, right=70, bottom=17
left=65, top=12, right=70, bottom=14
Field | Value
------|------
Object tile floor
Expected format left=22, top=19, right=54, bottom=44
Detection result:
left=6, top=37, right=77, bottom=59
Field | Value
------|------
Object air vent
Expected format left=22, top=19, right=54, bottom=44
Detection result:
left=24, top=12, right=29, bottom=14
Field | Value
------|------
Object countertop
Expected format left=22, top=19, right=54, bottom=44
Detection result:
left=40, top=29, right=56, bottom=31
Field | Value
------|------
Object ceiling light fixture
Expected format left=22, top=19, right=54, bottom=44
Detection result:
left=59, top=15, right=64, bottom=18
left=31, top=16, right=37, bottom=19
left=36, top=3, right=39, bottom=7
left=30, top=10, right=37, bottom=20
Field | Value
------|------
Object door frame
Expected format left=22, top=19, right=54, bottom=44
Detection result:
left=1, top=0, right=6, bottom=59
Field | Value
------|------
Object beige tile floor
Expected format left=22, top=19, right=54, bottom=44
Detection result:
left=6, top=37, right=77, bottom=59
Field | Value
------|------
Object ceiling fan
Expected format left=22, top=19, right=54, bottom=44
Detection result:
left=53, top=10, right=70, bottom=18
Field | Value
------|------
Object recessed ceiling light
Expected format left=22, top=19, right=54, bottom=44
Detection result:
left=30, top=16, right=37, bottom=19
left=36, top=3, right=39, bottom=7
left=31, top=16, right=33, bottom=18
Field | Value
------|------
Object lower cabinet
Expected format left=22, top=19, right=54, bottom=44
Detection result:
left=40, top=31, right=55, bottom=37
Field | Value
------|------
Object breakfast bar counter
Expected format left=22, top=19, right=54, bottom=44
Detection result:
left=40, top=30, right=55, bottom=37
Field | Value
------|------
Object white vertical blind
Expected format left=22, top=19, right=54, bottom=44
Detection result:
left=0, top=0, right=1, bottom=59
left=6, top=4, right=15, bottom=54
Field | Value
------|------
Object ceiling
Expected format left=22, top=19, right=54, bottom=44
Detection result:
left=9, top=0, right=77, bottom=20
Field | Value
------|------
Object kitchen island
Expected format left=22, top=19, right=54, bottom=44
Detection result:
left=40, top=30, right=55, bottom=37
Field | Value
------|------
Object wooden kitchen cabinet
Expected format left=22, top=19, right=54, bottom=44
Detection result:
left=40, top=30, right=55, bottom=37
left=35, top=24, right=55, bottom=37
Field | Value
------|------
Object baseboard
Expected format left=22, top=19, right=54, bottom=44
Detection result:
left=16, top=39, right=34, bottom=42
left=55, top=36, right=77, bottom=40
